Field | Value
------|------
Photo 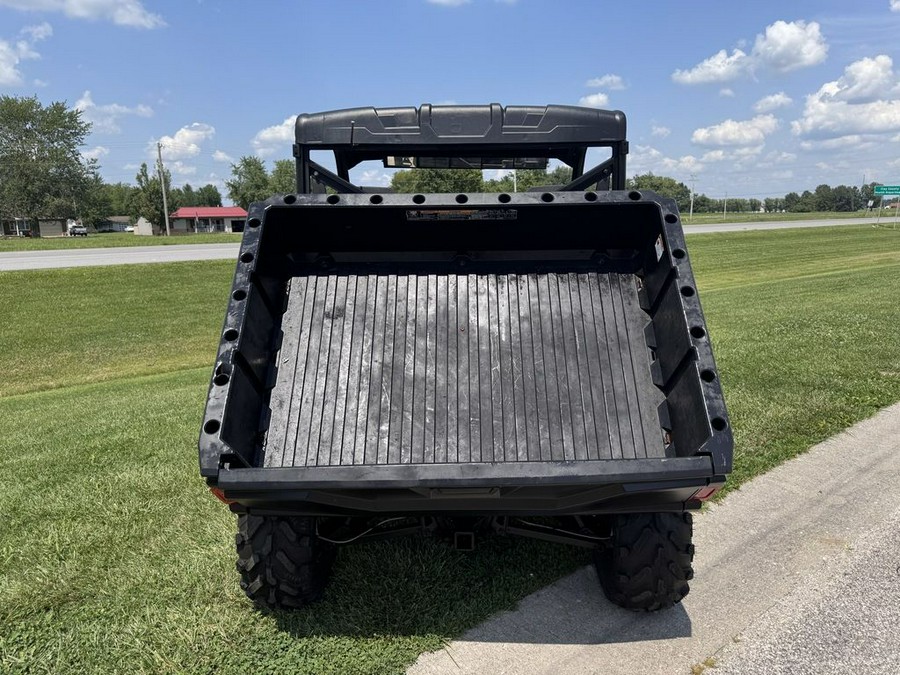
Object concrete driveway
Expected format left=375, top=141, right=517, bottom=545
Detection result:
left=409, top=402, right=900, bottom=675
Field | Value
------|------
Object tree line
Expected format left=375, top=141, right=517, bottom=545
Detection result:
left=1, top=95, right=889, bottom=235
left=625, top=173, right=883, bottom=215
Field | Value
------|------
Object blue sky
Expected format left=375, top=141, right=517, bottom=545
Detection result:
left=2, top=0, right=900, bottom=203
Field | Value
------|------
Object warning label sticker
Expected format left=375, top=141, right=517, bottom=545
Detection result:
left=654, top=234, right=665, bottom=261
left=406, top=208, right=518, bottom=222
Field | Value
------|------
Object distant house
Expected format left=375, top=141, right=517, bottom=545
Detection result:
left=169, top=207, right=248, bottom=234
left=1, top=218, right=66, bottom=237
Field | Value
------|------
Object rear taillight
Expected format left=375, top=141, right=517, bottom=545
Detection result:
left=209, top=487, right=235, bottom=505
left=690, top=486, right=720, bottom=502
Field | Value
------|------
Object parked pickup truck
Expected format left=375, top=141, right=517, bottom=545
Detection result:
left=199, top=104, right=732, bottom=612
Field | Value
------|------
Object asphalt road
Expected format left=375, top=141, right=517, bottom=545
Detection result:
left=409, top=402, right=900, bottom=675
left=1, top=217, right=892, bottom=272
left=0, top=242, right=240, bottom=271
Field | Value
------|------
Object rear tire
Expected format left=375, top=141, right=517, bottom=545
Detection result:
left=593, top=512, right=694, bottom=611
left=235, top=514, right=336, bottom=610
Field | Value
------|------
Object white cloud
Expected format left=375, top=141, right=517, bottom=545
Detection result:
left=800, top=135, right=867, bottom=150
left=0, top=0, right=164, bottom=28
left=701, top=150, right=727, bottom=162
left=578, top=92, right=609, bottom=108
left=757, top=150, right=797, bottom=167
left=586, top=74, right=625, bottom=90
left=20, top=22, right=52, bottom=41
left=0, top=22, right=51, bottom=86
left=673, top=49, right=748, bottom=85
left=753, top=20, right=827, bottom=73
left=893, top=1, right=900, bottom=11
left=353, top=169, right=393, bottom=187
left=630, top=145, right=705, bottom=176
left=81, top=145, right=108, bottom=161
left=212, top=150, right=234, bottom=163
left=733, top=145, right=765, bottom=158
left=153, top=122, right=215, bottom=161
left=692, top=114, right=780, bottom=146
left=651, top=125, right=670, bottom=138
left=252, top=116, right=294, bottom=157
left=719, top=88, right=735, bottom=97
left=169, top=161, right=197, bottom=176
left=754, top=92, right=793, bottom=112
left=75, top=91, right=153, bottom=133
left=672, top=20, right=827, bottom=84
left=662, top=154, right=704, bottom=173
left=33, top=77, right=47, bottom=86
left=823, top=55, right=894, bottom=103
left=792, top=55, right=900, bottom=138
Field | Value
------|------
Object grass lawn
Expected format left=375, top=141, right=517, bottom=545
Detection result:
left=0, top=232, right=241, bottom=252
left=0, top=262, right=233, bottom=397
left=684, top=210, right=875, bottom=225
left=1, top=224, right=899, bottom=673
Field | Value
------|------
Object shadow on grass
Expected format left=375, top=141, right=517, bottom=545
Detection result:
left=266, top=535, right=690, bottom=646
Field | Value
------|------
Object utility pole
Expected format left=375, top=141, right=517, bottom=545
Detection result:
left=723, top=192, right=728, bottom=222
left=157, top=142, right=171, bottom=237
left=513, top=169, right=517, bottom=193
left=689, top=173, right=697, bottom=223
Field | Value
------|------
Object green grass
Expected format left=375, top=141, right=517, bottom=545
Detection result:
left=0, top=372, right=582, bottom=674
left=0, top=232, right=241, bottom=251
left=693, top=226, right=900, bottom=489
left=0, top=262, right=233, bottom=397
left=1, top=224, right=899, bottom=672
left=684, top=210, right=875, bottom=225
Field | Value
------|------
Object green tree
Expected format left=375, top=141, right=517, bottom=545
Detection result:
left=860, top=182, right=879, bottom=207
left=813, top=184, right=835, bottom=212
left=270, top=159, right=295, bottom=194
left=693, top=194, right=714, bottom=213
left=131, top=162, right=179, bottom=232
left=483, top=166, right=573, bottom=192
left=784, top=192, right=800, bottom=211
left=196, top=184, right=222, bottom=207
left=99, top=182, right=137, bottom=216
left=0, top=95, right=97, bottom=225
left=226, top=156, right=271, bottom=209
left=175, top=183, right=198, bottom=207
left=627, top=173, right=691, bottom=212
left=794, top=190, right=816, bottom=212
left=390, top=168, right=484, bottom=193
left=78, top=173, right=114, bottom=228
left=831, top=185, right=856, bottom=212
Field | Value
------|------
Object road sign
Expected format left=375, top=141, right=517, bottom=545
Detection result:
left=874, top=185, right=900, bottom=195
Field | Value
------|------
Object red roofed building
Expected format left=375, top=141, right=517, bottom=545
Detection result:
left=169, top=206, right=248, bottom=234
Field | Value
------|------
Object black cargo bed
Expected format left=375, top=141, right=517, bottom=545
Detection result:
left=199, top=190, right=732, bottom=508
left=263, top=271, right=665, bottom=469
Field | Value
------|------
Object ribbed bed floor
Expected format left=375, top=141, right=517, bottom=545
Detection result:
left=262, top=272, right=665, bottom=468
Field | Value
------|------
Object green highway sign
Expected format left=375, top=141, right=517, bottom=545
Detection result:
left=874, top=185, right=900, bottom=195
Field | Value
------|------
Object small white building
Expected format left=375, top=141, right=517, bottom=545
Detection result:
left=134, top=216, right=159, bottom=236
